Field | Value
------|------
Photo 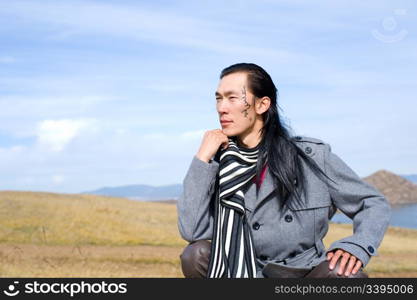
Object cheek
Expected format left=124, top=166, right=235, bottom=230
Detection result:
left=230, top=103, right=254, bottom=122
left=234, top=102, right=250, bottom=113
left=234, top=115, right=252, bottom=129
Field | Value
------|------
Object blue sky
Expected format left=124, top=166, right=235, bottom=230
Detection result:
left=0, top=0, right=416, bottom=193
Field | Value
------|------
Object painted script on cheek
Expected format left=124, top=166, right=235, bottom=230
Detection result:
left=241, top=86, right=251, bottom=118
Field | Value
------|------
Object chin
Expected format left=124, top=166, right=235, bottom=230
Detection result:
left=221, top=128, right=236, bottom=137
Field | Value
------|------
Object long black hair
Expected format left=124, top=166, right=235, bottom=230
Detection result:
left=216, top=63, right=335, bottom=207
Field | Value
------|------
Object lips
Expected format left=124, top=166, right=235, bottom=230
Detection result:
left=220, top=120, right=232, bottom=124
left=221, top=120, right=232, bottom=127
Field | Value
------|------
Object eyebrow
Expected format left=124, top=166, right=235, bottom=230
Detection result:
left=215, top=90, right=240, bottom=97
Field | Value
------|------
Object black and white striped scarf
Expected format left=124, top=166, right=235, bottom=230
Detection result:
left=207, top=137, right=266, bottom=278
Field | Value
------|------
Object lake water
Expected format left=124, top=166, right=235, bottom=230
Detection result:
left=331, top=203, right=417, bottom=229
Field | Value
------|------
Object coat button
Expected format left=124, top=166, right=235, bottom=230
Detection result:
left=305, top=146, right=312, bottom=154
left=367, top=246, right=375, bottom=254
left=252, top=222, right=261, bottom=230
left=288, top=251, right=297, bottom=258
left=285, top=215, right=293, bottom=223
left=260, top=255, right=268, bottom=260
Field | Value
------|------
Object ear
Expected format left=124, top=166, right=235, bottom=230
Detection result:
left=255, top=96, right=271, bottom=114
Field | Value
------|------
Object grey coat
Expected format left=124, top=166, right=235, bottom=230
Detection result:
left=177, top=136, right=391, bottom=277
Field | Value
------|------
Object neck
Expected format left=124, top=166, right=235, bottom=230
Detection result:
left=237, top=119, right=263, bottom=149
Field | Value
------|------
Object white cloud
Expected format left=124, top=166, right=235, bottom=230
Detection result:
left=180, top=129, right=205, bottom=141
left=0, top=145, right=25, bottom=153
left=0, top=0, right=415, bottom=194
left=0, top=0, right=301, bottom=61
left=52, top=175, right=65, bottom=184
left=141, top=130, right=206, bottom=142
left=0, top=95, right=114, bottom=118
left=36, top=119, right=97, bottom=151
left=142, top=133, right=167, bottom=140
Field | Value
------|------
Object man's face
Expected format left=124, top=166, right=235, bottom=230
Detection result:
left=215, top=72, right=257, bottom=137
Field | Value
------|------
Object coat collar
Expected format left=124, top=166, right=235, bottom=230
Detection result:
left=244, top=166, right=277, bottom=212
left=257, top=166, right=277, bottom=204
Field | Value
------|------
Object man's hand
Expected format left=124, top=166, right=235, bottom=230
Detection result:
left=326, top=249, right=362, bottom=276
left=196, top=129, right=229, bottom=163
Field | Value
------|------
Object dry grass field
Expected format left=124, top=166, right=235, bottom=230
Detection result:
left=0, top=191, right=416, bottom=277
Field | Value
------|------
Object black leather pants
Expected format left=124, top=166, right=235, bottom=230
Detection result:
left=180, top=240, right=368, bottom=278
left=180, top=240, right=211, bottom=278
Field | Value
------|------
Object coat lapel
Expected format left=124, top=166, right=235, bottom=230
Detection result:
left=243, top=166, right=278, bottom=213
left=257, top=166, right=277, bottom=202
left=245, top=166, right=277, bottom=212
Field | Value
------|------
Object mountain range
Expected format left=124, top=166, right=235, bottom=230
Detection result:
left=84, top=171, right=417, bottom=205
left=83, top=184, right=182, bottom=201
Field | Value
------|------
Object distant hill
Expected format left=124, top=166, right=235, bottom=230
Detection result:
left=364, top=170, right=417, bottom=205
left=83, top=184, right=182, bottom=201
left=83, top=169, right=417, bottom=205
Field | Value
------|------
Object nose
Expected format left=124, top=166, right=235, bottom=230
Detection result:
left=216, top=99, right=229, bottom=114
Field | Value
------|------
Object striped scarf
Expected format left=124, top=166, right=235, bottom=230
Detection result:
left=207, top=137, right=266, bottom=278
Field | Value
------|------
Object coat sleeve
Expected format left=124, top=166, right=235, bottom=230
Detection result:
left=323, top=143, right=391, bottom=267
left=177, top=155, right=219, bottom=242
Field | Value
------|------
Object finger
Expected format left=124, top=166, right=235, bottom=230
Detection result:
left=344, top=256, right=357, bottom=276
left=329, top=251, right=342, bottom=270
left=337, top=252, right=351, bottom=275
left=326, top=252, right=334, bottom=261
left=352, top=260, right=362, bottom=275
left=220, top=129, right=228, bottom=137
left=329, top=250, right=343, bottom=270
